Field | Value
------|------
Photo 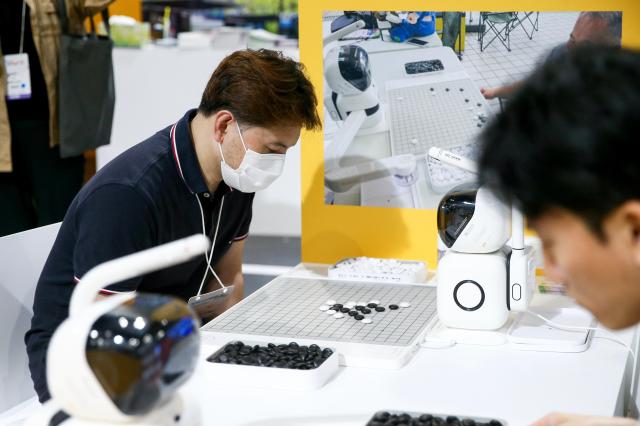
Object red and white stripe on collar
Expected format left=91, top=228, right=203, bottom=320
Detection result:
left=232, top=233, right=249, bottom=242
left=73, top=276, right=135, bottom=296
left=170, top=122, right=191, bottom=193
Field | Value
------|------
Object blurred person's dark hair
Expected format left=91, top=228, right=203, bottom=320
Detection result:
left=478, top=46, right=640, bottom=237
left=581, top=11, right=622, bottom=45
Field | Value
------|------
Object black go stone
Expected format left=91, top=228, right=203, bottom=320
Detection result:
left=445, top=88, right=450, bottom=91
left=465, top=98, right=470, bottom=102
left=477, top=102, right=482, bottom=107
left=355, top=314, right=365, bottom=320
left=333, top=303, right=343, bottom=309
left=399, top=413, right=411, bottom=422
left=366, top=412, right=500, bottom=426
left=460, top=87, right=464, bottom=91
left=374, top=412, right=390, bottom=421
left=348, top=310, right=358, bottom=316
left=375, top=306, right=386, bottom=312
left=430, top=87, right=434, bottom=91
left=389, top=304, right=399, bottom=310
left=367, top=303, right=377, bottom=308
left=340, top=307, right=350, bottom=313
left=362, top=308, right=372, bottom=314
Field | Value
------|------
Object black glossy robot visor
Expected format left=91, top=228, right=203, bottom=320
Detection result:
left=437, top=183, right=478, bottom=248
left=85, top=294, right=200, bottom=416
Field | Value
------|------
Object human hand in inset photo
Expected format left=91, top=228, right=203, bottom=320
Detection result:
left=480, top=87, right=499, bottom=100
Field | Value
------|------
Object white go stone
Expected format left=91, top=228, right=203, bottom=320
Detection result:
left=370, top=299, right=381, bottom=304
left=346, top=301, right=357, bottom=307
left=362, top=318, right=373, bottom=324
left=357, top=301, right=367, bottom=307
left=319, top=305, right=330, bottom=311
left=326, top=299, right=336, bottom=305
left=400, top=302, right=411, bottom=308
left=326, top=309, right=337, bottom=315
left=333, top=313, right=345, bottom=319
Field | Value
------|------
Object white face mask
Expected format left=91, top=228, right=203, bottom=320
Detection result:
left=218, top=121, right=286, bottom=193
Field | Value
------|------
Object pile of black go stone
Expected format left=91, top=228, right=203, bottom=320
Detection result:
left=319, top=299, right=411, bottom=324
left=210, top=341, right=333, bottom=370
left=366, top=411, right=504, bottom=426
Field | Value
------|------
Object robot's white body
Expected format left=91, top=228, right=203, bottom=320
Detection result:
left=323, top=25, right=384, bottom=131
left=25, top=394, right=199, bottom=426
left=430, top=148, right=537, bottom=330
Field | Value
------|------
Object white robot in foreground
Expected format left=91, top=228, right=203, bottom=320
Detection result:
left=429, top=148, right=536, bottom=330
left=26, top=235, right=210, bottom=426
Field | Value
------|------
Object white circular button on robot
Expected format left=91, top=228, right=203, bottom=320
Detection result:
left=453, top=280, right=485, bottom=311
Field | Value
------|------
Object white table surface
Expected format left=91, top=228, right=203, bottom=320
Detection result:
left=186, top=264, right=637, bottom=425
left=9, top=264, right=636, bottom=425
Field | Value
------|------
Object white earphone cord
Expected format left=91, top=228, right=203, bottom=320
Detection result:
left=195, top=195, right=226, bottom=296
left=524, top=310, right=638, bottom=404
left=423, top=311, right=638, bottom=401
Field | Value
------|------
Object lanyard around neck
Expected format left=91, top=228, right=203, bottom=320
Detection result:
left=19, top=0, right=26, bottom=54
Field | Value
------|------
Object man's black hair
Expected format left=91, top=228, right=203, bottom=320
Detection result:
left=478, top=46, right=640, bottom=235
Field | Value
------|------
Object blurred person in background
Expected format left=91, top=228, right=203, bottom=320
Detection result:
left=480, top=12, right=622, bottom=101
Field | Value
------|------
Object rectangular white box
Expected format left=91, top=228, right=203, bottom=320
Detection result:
left=204, top=339, right=339, bottom=391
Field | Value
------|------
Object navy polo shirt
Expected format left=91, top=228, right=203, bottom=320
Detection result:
left=25, top=109, right=254, bottom=401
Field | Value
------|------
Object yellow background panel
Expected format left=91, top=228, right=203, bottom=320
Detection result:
left=111, top=0, right=142, bottom=21
left=299, top=0, right=640, bottom=266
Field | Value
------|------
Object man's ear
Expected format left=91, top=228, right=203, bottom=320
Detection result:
left=213, top=111, right=234, bottom=144
left=609, top=201, right=640, bottom=265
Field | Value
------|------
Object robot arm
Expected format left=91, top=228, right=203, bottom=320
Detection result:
left=325, top=154, right=417, bottom=193
left=323, top=19, right=366, bottom=45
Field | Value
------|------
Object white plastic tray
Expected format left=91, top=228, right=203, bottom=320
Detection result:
left=204, top=339, right=339, bottom=391
left=328, top=257, right=428, bottom=284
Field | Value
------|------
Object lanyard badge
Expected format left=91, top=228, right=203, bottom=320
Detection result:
left=187, top=192, right=236, bottom=319
left=4, top=1, right=32, bottom=101
left=188, top=285, right=236, bottom=320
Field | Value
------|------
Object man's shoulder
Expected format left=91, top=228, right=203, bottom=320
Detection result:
left=75, top=126, right=175, bottom=206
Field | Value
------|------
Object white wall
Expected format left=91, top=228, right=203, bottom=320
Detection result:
left=0, top=223, right=61, bottom=411
left=98, top=46, right=302, bottom=237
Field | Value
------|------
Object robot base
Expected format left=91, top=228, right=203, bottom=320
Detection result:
left=437, top=249, right=509, bottom=330
left=25, top=392, right=200, bottom=426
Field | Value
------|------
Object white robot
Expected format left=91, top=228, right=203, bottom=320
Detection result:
left=323, top=21, right=420, bottom=203
left=26, top=235, right=210, bottom=426
left=429, top=148, right=536, bottom=330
